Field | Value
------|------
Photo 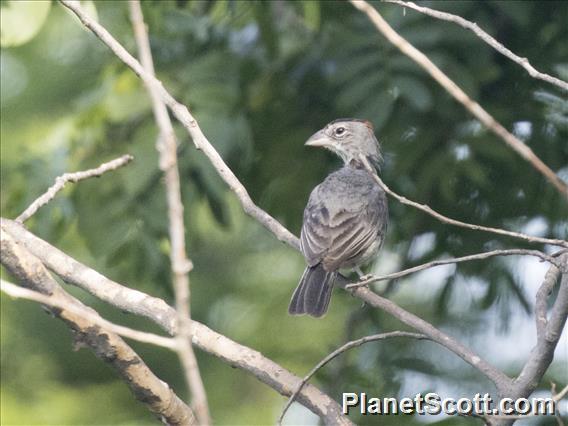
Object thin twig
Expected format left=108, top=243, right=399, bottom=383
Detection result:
left=128, top=2, right=210, bottom=423
left=16, top=154, right=133, bottom=223
left=349, top=0, right=568, bottom=198
left=384, top=0, right=568, bottom=91
left=1, top=279, right=178, bottom=350
left=339, top=279, right=513, bottom=394
left=278, top=331, right=428, bottom=424
left=347, top=249, right=562, bottom=289
left=359, top=156, right=568, bottom=248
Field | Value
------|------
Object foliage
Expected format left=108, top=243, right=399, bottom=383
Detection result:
left=1, top=1, right=566, bottom=425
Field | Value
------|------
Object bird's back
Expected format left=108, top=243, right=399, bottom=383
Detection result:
left=300, top=165, right=388, bottom=271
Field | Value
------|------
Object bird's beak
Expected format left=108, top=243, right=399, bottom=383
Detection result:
left=305, top=130, right=330, bottom=148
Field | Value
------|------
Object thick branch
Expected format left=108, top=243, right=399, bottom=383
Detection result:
left=128, top=2, right=209, bottom=423
left=16, top=154, right=133, bottom=223
left=514, top=255, right=568, bottom=399
left=1, top=217, right=350, bottom=425
left=1, top=280, right=178, bottom=350
left=0, top=232, right=195, bottom=426
left=347, top=249, right=563, bottom=289
left=350, top=0, right=568, bottom=198
left=384, top=0, right=568, bottom=91
left=1, top=218, right=177, bottom=333
left=279, top=331, right=428, bottom=424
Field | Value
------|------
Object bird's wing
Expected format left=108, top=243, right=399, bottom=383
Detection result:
left=300, top=185, right=387, bottom=270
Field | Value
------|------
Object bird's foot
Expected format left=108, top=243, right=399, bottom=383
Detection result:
left=358, top=274, right=374, bottom=282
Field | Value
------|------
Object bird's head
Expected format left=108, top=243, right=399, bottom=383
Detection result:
left=305, top=119, right=381, bottom=168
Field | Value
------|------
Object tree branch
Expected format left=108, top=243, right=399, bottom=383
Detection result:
left=128, top=2, right=209, bottom=423
left=347, top=249, right=564, bottom=289
left=337, top=276, right=513, bottom=395
left=278, top=331, right=428, bottom=424
left=0, top=217, right=351, bottom=425
left=1, top=217, right=178, bottom=334
left=362, top=157, right=568, bottom=248
left=383, top=0, right=568, bottom=91
left=0, top=279, right=178, bottom=350
left=515, top=255, right=568, bottom=390
left=0, top=231, right=196, bottom=426
left=16, top=154, right=133, bottom=223
left=349, top=0, right=568, bottom=198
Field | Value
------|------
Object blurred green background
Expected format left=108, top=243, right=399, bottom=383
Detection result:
left=1, top=1, right=567, bottom=425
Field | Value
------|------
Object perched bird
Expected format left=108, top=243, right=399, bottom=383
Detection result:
left=289, top=119, right=388, bottom=317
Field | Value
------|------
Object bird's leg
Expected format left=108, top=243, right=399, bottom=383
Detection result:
left=354, top=267, right=373, bottom=282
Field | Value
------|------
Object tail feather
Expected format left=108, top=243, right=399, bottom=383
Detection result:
left=289, top=264, right=336, bottom=317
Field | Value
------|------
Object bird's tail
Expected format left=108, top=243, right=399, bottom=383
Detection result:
left=288, top=264, right=337, bottom=317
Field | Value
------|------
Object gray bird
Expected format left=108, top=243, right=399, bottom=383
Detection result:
left=289, top=118, right=388, bottom=317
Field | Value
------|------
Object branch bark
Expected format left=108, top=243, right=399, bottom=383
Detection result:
left=361, top=157, right=568, bottom=248
left=128, top=2, right=209, bottom=423
left=16, top=154, right=133, bottom=223
left=337, top=276, right=513, bottom=395
left=347, top=248, right=564, bottom=289
left=512, top=254, right=568, bottom=396
left=0, top=217, right=351, bottom=425
left=2, top=217, right=511, bottom=402
left=1, top=279, right=178, bottom=350
left=384, top=0, right=568, bottom=91
left=0, top=232, right=196, bottom=426
left=350, top=0, right=568, bottom=198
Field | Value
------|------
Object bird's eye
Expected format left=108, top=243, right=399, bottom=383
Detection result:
left=334, top=127, right=346, bottom=136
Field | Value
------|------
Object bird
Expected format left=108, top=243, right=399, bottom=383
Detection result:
left=288, top=118, right=388, bottom=317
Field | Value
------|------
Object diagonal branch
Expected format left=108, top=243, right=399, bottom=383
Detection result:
left=278, top=331, right=428, bottom=424
left=0, top=231, right=196, bottom=426
left=347, top=248, right=564, bottom=289
left=361, top=158, right=568, bottom=248
left=0, top=217, right=351, bottom=425
left=384, top=0, right=568, bottom=91
left=1, top=279, right=178, bottom=350
left=16, top=154, right=133, bottom=223
left=128, top=2, right=210, bottom=423
left=349, top=0, right=568, bottom=198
